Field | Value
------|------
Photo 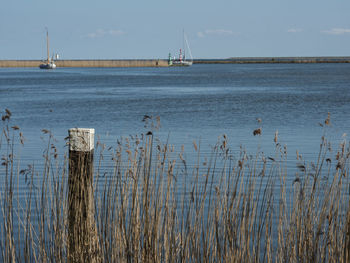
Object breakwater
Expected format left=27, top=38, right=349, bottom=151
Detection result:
left=194, top=56, right=350, bottom=64
left=0, top=59, right=168, bottom=68
left=0, top=57, right=350, bottom=68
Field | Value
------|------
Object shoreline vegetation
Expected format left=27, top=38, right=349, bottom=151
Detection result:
left=0, top=56, right=350, bottom=68
left=1, top=110, right=350, bottom=262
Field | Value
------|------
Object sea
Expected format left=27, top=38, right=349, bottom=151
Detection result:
left=1, top=63, right=350, bottom=259
left=0, top=63, right=350, bottom=190
left=0, top=64, right=350, bottom=153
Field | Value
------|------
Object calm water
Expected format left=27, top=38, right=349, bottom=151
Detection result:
left=1, top=63, right=350, bottom=260
left=1, top=63, right=350, bottom=171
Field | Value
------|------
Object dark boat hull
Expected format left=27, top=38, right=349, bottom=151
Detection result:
left=39, top=62, right=56, bottom=69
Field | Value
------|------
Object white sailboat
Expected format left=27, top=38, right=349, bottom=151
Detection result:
left=169, top=30, right=193, bottom=66
left=39, top=28, right=56, bottom=69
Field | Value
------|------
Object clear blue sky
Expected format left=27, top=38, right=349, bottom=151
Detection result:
left=1, top=0, right=349, bottom=59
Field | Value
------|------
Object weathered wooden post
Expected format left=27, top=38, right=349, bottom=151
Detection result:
left=68, top=128, right=99, bottom=262
left=345, top=209, right=350, bottom=263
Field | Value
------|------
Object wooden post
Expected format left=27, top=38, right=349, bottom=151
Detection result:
left=345, top=208, right=350, bottom=263
left=68, top=128, right=99, bottom=262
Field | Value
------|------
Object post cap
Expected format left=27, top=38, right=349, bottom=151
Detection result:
left=69, top=128, right=95, bottom=152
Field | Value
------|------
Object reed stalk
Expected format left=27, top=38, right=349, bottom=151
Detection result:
left=0, top=111, right=349, bottom=262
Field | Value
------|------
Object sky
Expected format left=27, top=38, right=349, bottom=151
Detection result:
left=1, top=0, right=350, bottom=59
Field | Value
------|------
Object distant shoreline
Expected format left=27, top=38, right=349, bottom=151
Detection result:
left=195, top=56, right=350, bottom=64
left=0, top=57, right=349, bottom=68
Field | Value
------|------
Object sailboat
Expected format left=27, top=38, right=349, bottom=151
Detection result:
left=39, top=28, right=56, bottom=69
left=169, top=30, right=193, bottom=66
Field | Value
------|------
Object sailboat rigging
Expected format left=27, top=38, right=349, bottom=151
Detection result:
left=39, top=28, right=56, bottom=69
left=169, top=30, right=193, bottom=66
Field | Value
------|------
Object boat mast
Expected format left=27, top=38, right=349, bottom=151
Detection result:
left=184, top=33, right=193, bottom=62
left=46, top=28, right=50, bottom=63
left=183, top=28, right=186, bottom=60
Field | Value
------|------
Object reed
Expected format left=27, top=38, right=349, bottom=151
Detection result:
left=0, top=110, right=349, bottom=262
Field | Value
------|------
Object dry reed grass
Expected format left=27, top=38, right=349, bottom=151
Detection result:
left=0, top=110, right=349, bottom=262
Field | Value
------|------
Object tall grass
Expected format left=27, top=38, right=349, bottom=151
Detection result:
left=0, top=111, right=349, bottom=262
